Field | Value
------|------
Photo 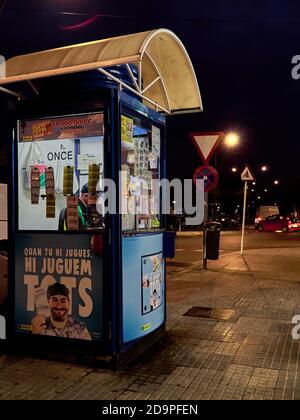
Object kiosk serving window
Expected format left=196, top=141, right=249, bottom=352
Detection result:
left=121, top=115, right=161, bottom=232
left=17, top=113, right=105, bottom=231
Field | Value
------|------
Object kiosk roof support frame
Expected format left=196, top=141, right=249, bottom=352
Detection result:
left=97, top=67, right=171, bottom=114
left=125, top=64, right=140, bottom=93
left=0, top=86, right=21, bottom=99
left=27, top=80, right=39, bottom=96
left=142, top=50, right=171, bottom=111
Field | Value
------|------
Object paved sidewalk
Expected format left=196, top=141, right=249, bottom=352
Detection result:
left=1, top=247, right=300, bottom=400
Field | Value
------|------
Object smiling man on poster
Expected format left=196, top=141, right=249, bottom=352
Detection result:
left=31, top=283, right=92, bottom=340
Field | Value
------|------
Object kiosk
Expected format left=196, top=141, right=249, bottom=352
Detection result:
left=0, top=29, right=202, bottom=365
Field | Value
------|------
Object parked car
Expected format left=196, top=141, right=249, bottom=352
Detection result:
left=219, top=216, right=240, bottom=231
left=255, top=205, right=279, bottom=229
left=257, top=215, right=300, bottom=233
left=209, top=215, right=240, bottom=231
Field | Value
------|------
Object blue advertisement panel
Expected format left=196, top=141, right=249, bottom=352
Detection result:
left=15, top=233, right=103, bottom=341
left=122, top=234, right=165, bottom=343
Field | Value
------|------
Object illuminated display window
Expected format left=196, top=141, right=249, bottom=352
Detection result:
left=17, top=113, right=105, bottom=232
left=121, top=114, right=161, bottom=232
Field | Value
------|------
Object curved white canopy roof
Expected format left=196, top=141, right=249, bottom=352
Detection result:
left=0, top=29, right=203, bottom=114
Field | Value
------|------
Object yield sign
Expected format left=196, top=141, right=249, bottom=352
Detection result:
left=241, top=165, right=255, bottom=182
left=191, top=132, right=224, bottom=164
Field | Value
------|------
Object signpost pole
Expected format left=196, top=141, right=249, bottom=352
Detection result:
left=241, top=181, right=247, bottom=256
left=190, top=133, right=224, bottom=271
left=240, top=165, right=255, bottom=256
left=203, top=189, right=208, bottom=270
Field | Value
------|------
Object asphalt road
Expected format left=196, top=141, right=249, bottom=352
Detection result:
left=168, top=229, right=300, bottom=268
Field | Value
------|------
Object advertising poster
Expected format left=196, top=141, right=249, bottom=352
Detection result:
left=151, top=125, right=161, bottom=156
left=142, top=253, right=164, bottom=315
left=122, top=234, right=165, bottom=344
left=15, top=233, right=104, bottom=341
left=121, top=115, right=134, bottom=148
left=19, top=114, right=104, bottom=142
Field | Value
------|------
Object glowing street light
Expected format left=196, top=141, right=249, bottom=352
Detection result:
left=264, top=189, right=268, bottom=192
left=225, top=132, right=239, bottom=148
left=274, top=180, right=279, bottom=185
left=231, top=167, right=237, bottom=173
left=261, top=165, right=268, bottom=172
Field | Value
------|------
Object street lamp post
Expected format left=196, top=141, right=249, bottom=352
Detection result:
left=213, top=132, right=240, bottom=217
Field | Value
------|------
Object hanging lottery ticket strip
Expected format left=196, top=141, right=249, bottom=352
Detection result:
left=63, top=165, right=74, bottom=196
left=46, top=194, right=55, bottom=218
left=66, top=195, right=79, bottom=231
left=31, top=166, right=40, bottom=204
left=45, top=167, right=56, bottom=218
left=88, top=163, right=100, bottom=194
left=45, top=167, right=55, bottom=195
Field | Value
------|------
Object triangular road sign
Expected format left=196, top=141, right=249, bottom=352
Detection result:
left=191, top=132, right=224, bottom=163
left=241, top=165, right=255, bottom=181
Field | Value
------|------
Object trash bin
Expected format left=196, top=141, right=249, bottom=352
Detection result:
left=206, top=222, right=221, bottom=260
left=163, top=231, right=176, bottom=259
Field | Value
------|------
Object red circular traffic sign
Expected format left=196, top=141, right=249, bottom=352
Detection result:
left=193, top=165, right=219, bottom=192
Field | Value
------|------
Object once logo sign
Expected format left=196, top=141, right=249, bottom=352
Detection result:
left=47, top=151, right=73, bottom=161
left=0, top=315, right=5, bottom=339
left=193, top=165, right=219, bottom=192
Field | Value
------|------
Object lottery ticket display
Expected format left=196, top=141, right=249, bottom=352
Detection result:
left=63, top=166, right=74, bottom=196
left=66, top=195, right=79, bottom=231
left=121, top=115, right=161, bottom=232
left=17, top=113, right=104, bottom=231
left=31, top=166, right=40, bottom=204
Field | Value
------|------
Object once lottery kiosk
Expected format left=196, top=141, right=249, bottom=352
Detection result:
left=0, top=29, right=202, bottom=365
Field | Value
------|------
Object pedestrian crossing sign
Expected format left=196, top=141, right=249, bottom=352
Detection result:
left=241, top=165, right=255, bottom=181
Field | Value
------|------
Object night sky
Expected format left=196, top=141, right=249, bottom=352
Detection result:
left=1, top=0, right=300, bottom=214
